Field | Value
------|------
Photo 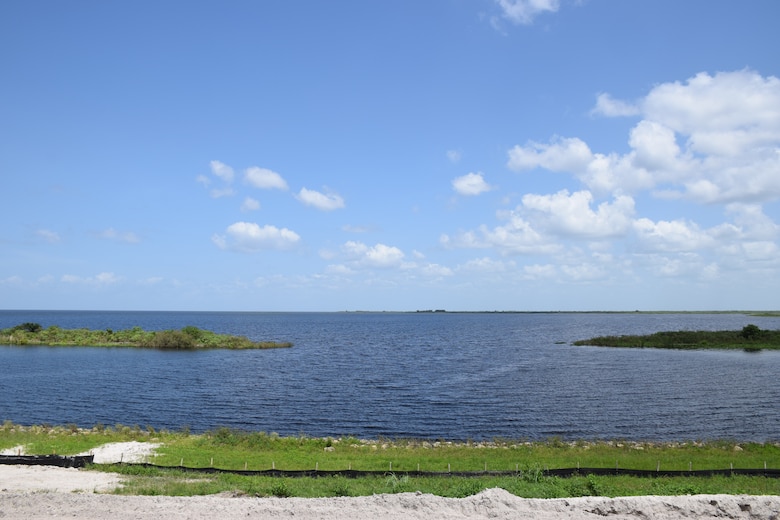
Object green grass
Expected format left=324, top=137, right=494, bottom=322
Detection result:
left=573, top=325, right=780, bottom=351
left=2, top=423, right=779, bottom=498
left=0, top=324, right=291, bottom=350
left=100, top=467, right=780, bottom=498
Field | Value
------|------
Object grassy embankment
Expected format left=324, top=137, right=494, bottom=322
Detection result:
left=2, top=423, right=778, bottom=498
left=0, top=323, right=291, bottom=350
left=573, top=324, right=780, bottom=351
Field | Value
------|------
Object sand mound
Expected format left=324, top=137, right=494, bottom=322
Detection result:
left=77, top=441, right=161, bottom=464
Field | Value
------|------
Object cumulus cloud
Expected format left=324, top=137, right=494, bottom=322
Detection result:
left=244, top=167, right=289, bottom=190
left=591, top=93, right=640, bottom=117
left=210, top=160, right=234, bottom=183
left=212, top=222, right=300, bottom=252
left=198, top=160, right=236, bottom=198
left=452, top=172, right=493, bottom=196
left=507, top=137, right=593, bottom=173
left=633, top=218, right=714, bottom=252
left=441, top=212, right=560, bottom=255
left=495, top=0, right=559, bottom=25
left=342, top=241, right=405, bottom=268
left=296, top=187, right=345, bottom=211
left=241, top=197, right=260, bottom=212
left=521, top=190, right=635, bottom=238
left=509, top=69, right=780, bottom=204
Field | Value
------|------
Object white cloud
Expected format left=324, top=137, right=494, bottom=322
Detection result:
left=296, top=187, right=345, bottom=211
left=442, top=212, right=560, bottom=255
left=452, top=172, right=493, bottom=196
left=213, top=222, right=301, bottom=252
left=511, top=69, right=780, bottom=204
left=447, top=150, right=462, bottom=163
left=199, top=160, right=236, bottom=198
left=495, top=0, right=560, bottom=25
left=724, top=203, right=780, bottom=240
left=36, top=229, right=61, bottom=243
left=241, top=197, right=260, bottom=212
left=633, top=218, right=714, bottom=252
left=244, top=167, right=289, bottom=190
left=507, top=137, right=593, bottom=173
left=591, top=93, right=640, bottom=117
left=521, top=190, right=635, bottom=238
left=61, top=272, right=122, bottom=285
left=210, top=160, right=234, bottom=183
left=342, top=241, right=405, bottom=268
left=97, top=228, right=140, bottom=243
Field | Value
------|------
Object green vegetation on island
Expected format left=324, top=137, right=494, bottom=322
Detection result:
left=1, top=423, right=779, bottom=498
left=573, top=324, right=780, bottom=351
left=0, top=323, right=292, bottom=350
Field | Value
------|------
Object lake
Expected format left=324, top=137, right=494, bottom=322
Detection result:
left=1, top=310, right=779, bottom=441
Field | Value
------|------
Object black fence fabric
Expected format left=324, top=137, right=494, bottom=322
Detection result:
left=2, top=455, right=777, bottom=478
left=104, top=462, right=780, bottom=479
left=0, top=454, right=94, bottom=468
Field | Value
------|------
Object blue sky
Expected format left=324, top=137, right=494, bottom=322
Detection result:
left=2, top=0, right=779, bottom=312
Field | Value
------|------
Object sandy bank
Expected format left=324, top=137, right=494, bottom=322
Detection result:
left=1, top=487, right=779, bottom=520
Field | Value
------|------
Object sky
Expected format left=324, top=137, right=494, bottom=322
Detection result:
left=1, top=0, right=779, bottom=312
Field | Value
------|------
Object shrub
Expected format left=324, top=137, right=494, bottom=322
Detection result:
left=142, top=330, right=196, bottom=349
left=181, top=326, right=204, bottom=340
left=12, top=322, right=42, bottom=333
left=741, top=324, right=763, bottom=340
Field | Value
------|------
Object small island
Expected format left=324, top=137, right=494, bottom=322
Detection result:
left=0, top=323, right=292, bottom=350
left=573, top=324, right=780, bottom=351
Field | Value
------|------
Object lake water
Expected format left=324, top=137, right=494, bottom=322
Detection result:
left=1, top=310, right=779, bottom=441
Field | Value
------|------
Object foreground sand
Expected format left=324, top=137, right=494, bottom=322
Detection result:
left=2, top=443, right=779, bottom=519
left=2, top=486, right=779, bottom=520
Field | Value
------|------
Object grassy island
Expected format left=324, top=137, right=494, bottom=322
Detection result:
left=573, top=324, right=780, bottom=351
left=0, top=323, right=292, bottom=350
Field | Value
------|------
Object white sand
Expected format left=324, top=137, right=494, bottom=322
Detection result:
left=1, top=443, right=779, bottom=519
left=1, top=486, right=778, bottom=520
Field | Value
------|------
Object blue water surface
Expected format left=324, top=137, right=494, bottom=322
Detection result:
left=1, top=310, right=778, bottom=441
